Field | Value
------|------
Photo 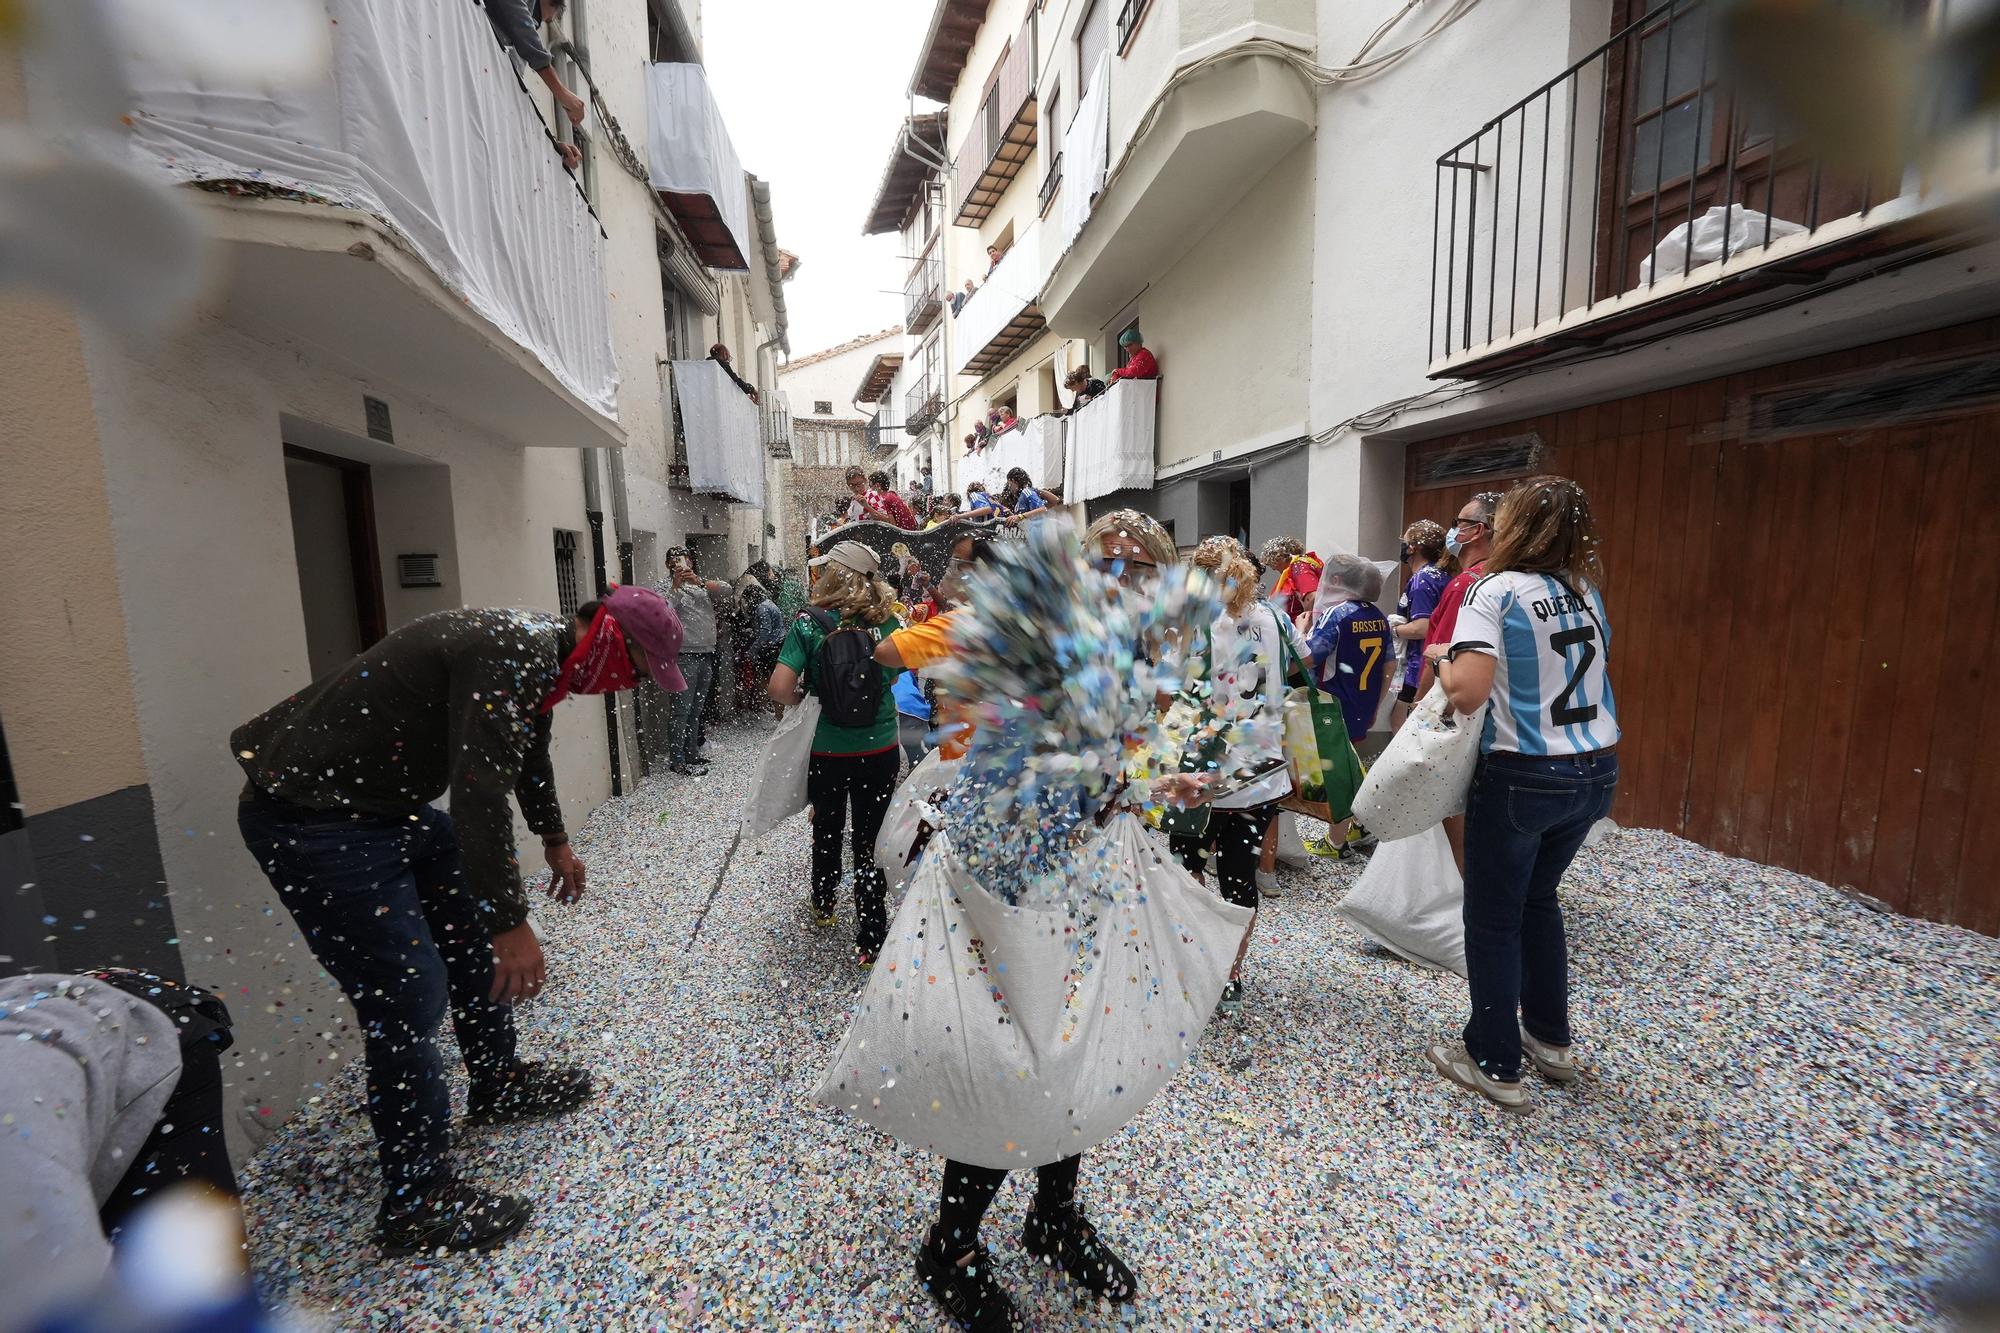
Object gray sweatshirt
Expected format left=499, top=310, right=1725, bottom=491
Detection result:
left=480, top=0, right=554, bottom=70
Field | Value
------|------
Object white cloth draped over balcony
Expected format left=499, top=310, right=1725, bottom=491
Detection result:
left=953, top=220, right=1048, bottom=376
left=1059, top=53, right=1110, bottom=253
left=644, top=63, right=752, bottom=270
left=969, top=416, right=1064, bottom=496
left=675, top=360, right=764, bottom=507
left=120, top=0, right=618, bottom=422
left=1063, top=377, right=1156, bottom=503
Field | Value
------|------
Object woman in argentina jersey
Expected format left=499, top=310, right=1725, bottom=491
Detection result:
left=1424, top=476, right=1620, bottom=1116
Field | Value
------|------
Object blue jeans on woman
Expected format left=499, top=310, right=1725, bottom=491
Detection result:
left=671, top=651, right=716, bottom=765
left=1460, top=749, right=1618, bottom=1082
left=237, top=797, right=516, bottom=1194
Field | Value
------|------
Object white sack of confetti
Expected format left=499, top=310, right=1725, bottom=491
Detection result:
left=875, top=748, right=963, bottom=895
left=1350, top=685, right=1487, bottom=842
left=742, top=698, right=820, bottom=839
left=814, top=813, right=1252, bottom=1170
left=1335, top=823, right=1467, bottom=976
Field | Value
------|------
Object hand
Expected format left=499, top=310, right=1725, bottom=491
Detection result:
left=545, top=840, right=587, bottom=903
left=1423, top=643, right=1450, bottom=666
left=558, top=86, right=587, bottom=126
left=909, top=604, right=932, bottom=625
left=559, top=141, right=581, bottom=170
left=489, top=923, right=548, bottom=1003
left=1151, top=772, right=1214, bottom=808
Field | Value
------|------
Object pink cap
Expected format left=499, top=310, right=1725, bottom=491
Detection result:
left=602, top=585, right=686, bottom=692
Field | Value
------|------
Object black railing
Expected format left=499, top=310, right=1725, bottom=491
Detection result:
left=904, top=253, right=943, bottom=333
left=904, top=376, right=943, bottom=433
left=1039, top=150, right=1064, bottom=216
left=1117, top=0, right=1151, bottom=53
left=1429, top=0, right=1949, bottom=367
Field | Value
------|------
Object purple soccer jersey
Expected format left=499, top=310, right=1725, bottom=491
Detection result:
left=1307, top=599, right=1393, bottom=741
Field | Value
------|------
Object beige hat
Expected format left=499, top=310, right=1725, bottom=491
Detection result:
left=809, top=540, right=880, bottom=575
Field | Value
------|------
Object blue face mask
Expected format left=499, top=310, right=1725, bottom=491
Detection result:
left=1444, top=526, right=1465, bottom=557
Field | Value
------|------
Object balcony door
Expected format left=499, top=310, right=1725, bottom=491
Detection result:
left=1594, top=0, right=1923, bottom=297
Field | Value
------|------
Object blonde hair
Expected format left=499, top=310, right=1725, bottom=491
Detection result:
left=1191, top=535, right=1259, bottom=617
left=1083, top=509, right=1178, bottom=569
left=1260, top=535, right=1305, bottom=565
left=1485, top=476, right=1605, bottom=590
left=809, top=563, right=896, bottom=625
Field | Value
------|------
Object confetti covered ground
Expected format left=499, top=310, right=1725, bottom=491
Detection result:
left=240, top=718, right=2000, bottom=1331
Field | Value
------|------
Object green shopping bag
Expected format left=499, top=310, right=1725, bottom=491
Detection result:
left=1276, top=619, right=1364, bottom=822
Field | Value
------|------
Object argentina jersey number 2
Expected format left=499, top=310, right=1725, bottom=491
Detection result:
left=1548, top=625, right=1599, bottom=727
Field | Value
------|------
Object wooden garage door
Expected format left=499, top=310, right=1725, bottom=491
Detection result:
left=1402, top=317, right=2000, bottom=935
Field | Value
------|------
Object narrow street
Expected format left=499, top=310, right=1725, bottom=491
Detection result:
left=239, top=721, right=2000, bottom=1331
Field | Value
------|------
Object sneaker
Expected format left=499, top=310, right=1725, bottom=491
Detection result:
left=1345, top=824, right=1379, bottom=854
left=914, top=1237, right=1024, bottom=1332
left=1520, top=1026, right=1579, bottom=1084
left=466, top=1062, right=596, bottom=1127
left=377, top=1180, right=531, bottom=1256
left=1426, top=1042, right=1533, bottom=1116
left=1217, top=978, right=1244, bottom=1014
left=1300, top=835, right=1343, bottom=858
left=1022, top=1199, right=1138, bottom=1302
left=811, top=904, right=837, bottom=929
left=856, top=946, right=877, bottom=970
left=1254, top=867, right=1280, bottom=898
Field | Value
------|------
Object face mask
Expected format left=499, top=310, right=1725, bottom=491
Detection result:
left=1445, top=526, right=1465, bottom=557
left=1398, top=543, right=1412, bottom=564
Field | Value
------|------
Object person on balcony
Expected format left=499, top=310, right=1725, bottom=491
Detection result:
left=986, top=243, right=1006, bottom=274
left=950, top=280, right=975, bottom=316
left=1063, top=365, right=1106, bottom=413
left=479, top=0, right=587, bottom=133
left=709, top=343, right=760, bottom=406
left=1108, top=327, right=1158, bottom=382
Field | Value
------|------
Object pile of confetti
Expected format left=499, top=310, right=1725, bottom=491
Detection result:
left=238, top=720, right=1999, bottom=1330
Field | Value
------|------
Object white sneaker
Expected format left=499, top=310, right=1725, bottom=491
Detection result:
left=1254, top=867, right=1280, bottom=898
left=1426, top=1042, right=1533, bottom=1116
left=1520, top=1026, right=1579, bottom=1084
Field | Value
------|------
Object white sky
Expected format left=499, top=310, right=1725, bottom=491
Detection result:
left=702, top=0, right=942, bottom=360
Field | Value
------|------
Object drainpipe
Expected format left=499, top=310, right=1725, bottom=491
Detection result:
left=579, top=447, right=627, bottom=796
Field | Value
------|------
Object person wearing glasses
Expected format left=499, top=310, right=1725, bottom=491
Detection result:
left=1414, top=492, right=1503, bottom=873
left=1390, top=519, right=1450, bottom=728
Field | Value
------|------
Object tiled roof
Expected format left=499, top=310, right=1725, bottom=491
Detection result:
left=863, top=112, right=948, bottom=236
left=910, top=0, right=990, bottom=102
left=781, top=327, right=902, bottom=373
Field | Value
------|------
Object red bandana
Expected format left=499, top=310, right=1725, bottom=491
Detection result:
left=540, top=604, right=637, bottom=713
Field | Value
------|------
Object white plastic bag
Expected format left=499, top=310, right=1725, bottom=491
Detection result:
left=875, top=749, right=964, bottom=894
left=1639, top=204, right=1807, bottom=282
left=741, top=698, right=820, bottom=839
left=1335, top=825, right=1466, bottom=976
left=1351, top=686, right=1486, bottom=842
left=1275, top=811, right=1311, bottom=868
left=814, top=813, right=1252, bottom=1169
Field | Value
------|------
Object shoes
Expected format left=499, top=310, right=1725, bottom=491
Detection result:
left=810, top=903, right=837, bottom=929
left=1426, top=1041, right=1533, bottom=1116
left=915, top=1236, right=1024, bottom=1332
left=1217, top=978, right=1244, bottom=1014
left=1520, top=1025, right=1579, bottom=1084
left=1254, top=867, right=1280, bottom=898
left=669, top=761, right=708, bottom=776
left=1022, top=1199, right=1138, bottom=1302
left=1346, top=824, right=1379, bottom=854
left=466, top=1061, right=596, bottom=1127
left=377, top=1180, right=531, bottom=1256
left=856, top=947, right=878, bottom=970
left=1300, top=834, right=1343, bottom=858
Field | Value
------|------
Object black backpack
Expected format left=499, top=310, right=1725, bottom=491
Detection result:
left=807, top=608, right=886, bottom=728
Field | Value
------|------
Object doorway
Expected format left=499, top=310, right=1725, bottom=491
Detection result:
left=283, top=444, right=386, bottom=679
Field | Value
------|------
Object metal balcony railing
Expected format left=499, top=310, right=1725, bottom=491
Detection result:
left=904, top=375, right=944, bottom=433
left=763, top=405, right=792, bottom=458
left=952, top=10, right=1039, bottom=224
left=1038, top=151, right=1064, bottom=217
left=905, top=252, right=943, bottom=334
left=1429, top=0, right=1989, bottom=374
left=1117, top=0, right=1152, bottom=54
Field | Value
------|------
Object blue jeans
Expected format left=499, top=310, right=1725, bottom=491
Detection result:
left=237, top=798, right=516, bottom=1194
left=1460, top=749, right=1619, bottom=1082
left=671, top=651, right=716, bottom=764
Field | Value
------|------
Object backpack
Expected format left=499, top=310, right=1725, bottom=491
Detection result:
left=807, top=608, right=887, bottom=728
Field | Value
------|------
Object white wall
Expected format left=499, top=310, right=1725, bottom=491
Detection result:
left=779, top=335, right=899, bottom=424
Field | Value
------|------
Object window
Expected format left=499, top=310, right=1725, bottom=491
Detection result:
left=553, top=529, right=582, bottom=615
left=1076, top=0, right=1109, bottom=87
left=814, top=399, right=833, bottom=415
left=1116, top=0, right=1152, bottom=53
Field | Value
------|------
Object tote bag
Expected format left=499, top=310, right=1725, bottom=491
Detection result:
left=1334, top=824, right=1467, bottom=976
left=875, top=748, right=964, bottom=894
left=814, top=814, right=1253, bottom=1169
left=741, top=698, right=821, bottom=839
left=1349, top=685, right=1486, bottom=842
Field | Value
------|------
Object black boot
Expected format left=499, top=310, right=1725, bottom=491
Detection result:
left=376, top=1180, right=531, bottom=1255
left=466, top=1061, right=596, bottom=1127
left=914, top=1228, right=1025, bottom=1332
left=1022, top=1199, right=1137, bottom=1302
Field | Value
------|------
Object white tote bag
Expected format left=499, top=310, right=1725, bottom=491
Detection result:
left=814, top=813, right=1252, bottom=1170
left=875, top=749, right=964, bottom=894
left=741, top=698, right=820, bottom=839
left=1350, top=685, right=1487, bottom=842
left=1335, top=824, right=1466, bottom=976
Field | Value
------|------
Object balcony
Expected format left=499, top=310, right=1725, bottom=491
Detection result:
left=905, top=252, right=944, bottom=334
left=954, top=220, right=1053, bottom=378
left=1038, top=151, right=1064, bottom=218
left=646, top=63, right=753, bottom=270
left=905, top=374, right=944, bottom=434
left=763, top=405, right=793, bottom=459
left=1428, top=0, right=2000, bottom=378
left=1063, top=376, right=1157, bottom=503
left=672, top=360, right=764, bottom=506
left=952, top=11, right=1039, bottom=225
left=119, top=0, right=619, bottom=449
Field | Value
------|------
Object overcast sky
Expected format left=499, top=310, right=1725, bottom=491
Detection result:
left=703, top=0, right=940, bottom=360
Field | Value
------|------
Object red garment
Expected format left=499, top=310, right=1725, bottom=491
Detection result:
left=1109, top=347, right=1158, bottom=381
left=1423, top=563, right=1485, bottom=654
left=871, top=489, right=920, bottom=530
left=1274, top=553, right=1323, bottom=621
left=539, top=604, right=636, bottom=712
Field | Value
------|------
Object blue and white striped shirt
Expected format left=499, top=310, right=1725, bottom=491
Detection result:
left=1452, top=571, right=1619, bottom=756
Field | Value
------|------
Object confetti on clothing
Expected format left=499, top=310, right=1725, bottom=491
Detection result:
left=236, top=721, right=1999, bottom=1331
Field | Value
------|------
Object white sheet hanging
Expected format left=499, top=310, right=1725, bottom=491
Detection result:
left=119, top=0, right=618, bottom=422
left=1060, top=53, right=1111, bottom=253
left=1063, top=376, right=1156, bottom=503
left=954, top=220, right=1044, bottom=376
left=674, top=359, right=764, bottom=507
left=644, top=62, right=752, bottom=271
